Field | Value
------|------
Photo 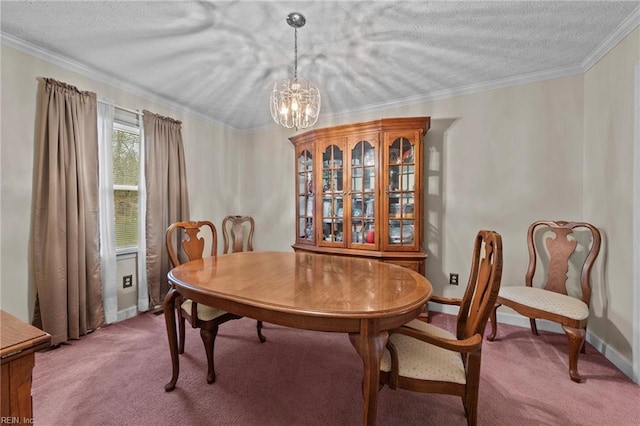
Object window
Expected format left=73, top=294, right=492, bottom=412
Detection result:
left=112, top=109, right=141, bottom=249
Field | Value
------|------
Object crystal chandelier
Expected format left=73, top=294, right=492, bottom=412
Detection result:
left=270, top=12, right=321, bottom=130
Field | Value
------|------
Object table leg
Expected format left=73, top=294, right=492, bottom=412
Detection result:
left=164, top=287, right=180, bottom=392
left=349, top=320, right=388, bottom=426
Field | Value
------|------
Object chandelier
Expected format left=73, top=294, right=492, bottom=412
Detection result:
left=270, top=12, right=321, bottom=130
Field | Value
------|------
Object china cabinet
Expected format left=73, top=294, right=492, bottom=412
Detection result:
left=290, top=117, right=430, bottom=273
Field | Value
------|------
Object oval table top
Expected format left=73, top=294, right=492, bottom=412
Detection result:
left=168, top=251, right=432, bottom=320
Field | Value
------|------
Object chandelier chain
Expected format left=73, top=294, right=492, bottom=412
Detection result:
left=294, top=28, right=298, bottom=80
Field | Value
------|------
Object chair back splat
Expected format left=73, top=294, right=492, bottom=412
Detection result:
left=526, top=220, right=601, bottom=304
left=166, top=220, right=217, bottom=267
left=222, top=215, right=255, bottom=254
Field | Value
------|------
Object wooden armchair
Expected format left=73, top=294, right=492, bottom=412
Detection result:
left=380, top=230, right=503, bottom=426
left=166, top=220, right=263, bottom=384
left=488, top=220, right=601, bottom=382
left=222, top=215, right=265, bottom=342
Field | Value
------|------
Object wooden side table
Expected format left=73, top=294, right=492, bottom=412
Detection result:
left=1, top=310, right=51, bottom=422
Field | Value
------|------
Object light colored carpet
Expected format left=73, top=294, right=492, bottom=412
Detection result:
left=32, top=312, right=640, bottom=425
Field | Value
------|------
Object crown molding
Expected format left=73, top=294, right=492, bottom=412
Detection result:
left=0, top=32, right=240, bottom=133
left=581, top=5, right=640, bottom=71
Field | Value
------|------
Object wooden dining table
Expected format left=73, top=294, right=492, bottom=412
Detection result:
left=164, top=251, right=432, bottom=425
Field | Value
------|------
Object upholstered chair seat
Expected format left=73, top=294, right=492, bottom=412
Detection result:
left=180, top=300, right=227, bottom=322
left=498, top=287, right=589, bottom=321
left=381, top=319, right=466, bottom=384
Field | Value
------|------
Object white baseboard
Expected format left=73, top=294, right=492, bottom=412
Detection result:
left=429, top=304, right=635, bottom=383
left=116, top=306, right=138, bottom=322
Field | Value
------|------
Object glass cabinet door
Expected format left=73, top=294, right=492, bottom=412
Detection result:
left=349, top=138, right=377, bottom=248
left=385, top=136, right=417, bottom=249
left=297, top=148, right=314, bottom=244
left=320, top=143, right=344, bottom=245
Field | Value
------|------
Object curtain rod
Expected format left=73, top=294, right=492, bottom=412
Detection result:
left=97, top=98, right=143, bottom=117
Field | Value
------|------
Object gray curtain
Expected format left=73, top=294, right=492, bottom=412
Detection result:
left=32, top=78, right=104, bottom=345
left=143, top=110, right=189, bottom=307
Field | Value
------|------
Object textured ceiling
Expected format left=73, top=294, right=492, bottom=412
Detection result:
left=2, top=1, right=639, bottom=132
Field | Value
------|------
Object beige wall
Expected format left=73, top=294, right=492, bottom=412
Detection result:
left=583, top=28, right=639, bottom=361
left=246, top=74, right=585, bottom=298
left=0, top=45, right=245, bottom=321
left=1, top=28, right=637, bottom=370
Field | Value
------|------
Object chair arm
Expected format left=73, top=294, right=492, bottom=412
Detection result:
left=429, top=295, right=462, bottom=306
left=394, top=326, right=482, bottom=353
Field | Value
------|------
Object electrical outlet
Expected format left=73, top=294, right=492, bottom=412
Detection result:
left=449, top=273, right=459, bottom=285
left=123, top=275, right=133, bottom=289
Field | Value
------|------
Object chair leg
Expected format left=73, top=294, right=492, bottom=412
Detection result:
left=463, top=355, right=481, bottom=426
left=200, top=325, right=219, bottom=384
left=256, top=320, right=266, bottom=343
left=562, top=325, right=585, bottom=383
left=462, top=394, right=478, bottom=426
left=487, top=304, right=500, bottom=341
left=529, top=318, right=539, bottom=336
left=177, top=310, right=186, bottom=354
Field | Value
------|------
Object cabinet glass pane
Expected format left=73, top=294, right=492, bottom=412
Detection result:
left=388, top=193, right=415, bottom=218
left=401, top=164, right=415, bottom=191
left=388, top=137, right=416, bottom=247
left=300, top=217, right=313, bottom=240
left=297, top=149, right=313, bottom=243
left=364, top=166, right=375, bottom=192
left=298, top=150, right=313, bottom=194
left=331, top=170, right=343, bottom=192
left=321, top=144, right=344, bottom=243
left=388, top=219, right=415, bottom=245
left=351, top=167, right=362, bottom=191
left=351, top=219, right=375, bottom=244
left=350, top=140, right=375, bottom=245
left=298, top=174, right=305, bottom=194
left=401, top=140, right=414, bottom=164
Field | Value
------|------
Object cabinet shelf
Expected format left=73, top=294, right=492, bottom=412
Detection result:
left=389, top=213, right=415, bottom=219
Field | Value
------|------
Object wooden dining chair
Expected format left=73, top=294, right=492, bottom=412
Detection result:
left=380, top=230, right=503, bottom=426
left=221, top=215, right=265, bottom=342
left=487, top=220, right=601, bottom=382
left=166, top=220, right=263, bottom=384
left=222, top=215, right=255, bottom=253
